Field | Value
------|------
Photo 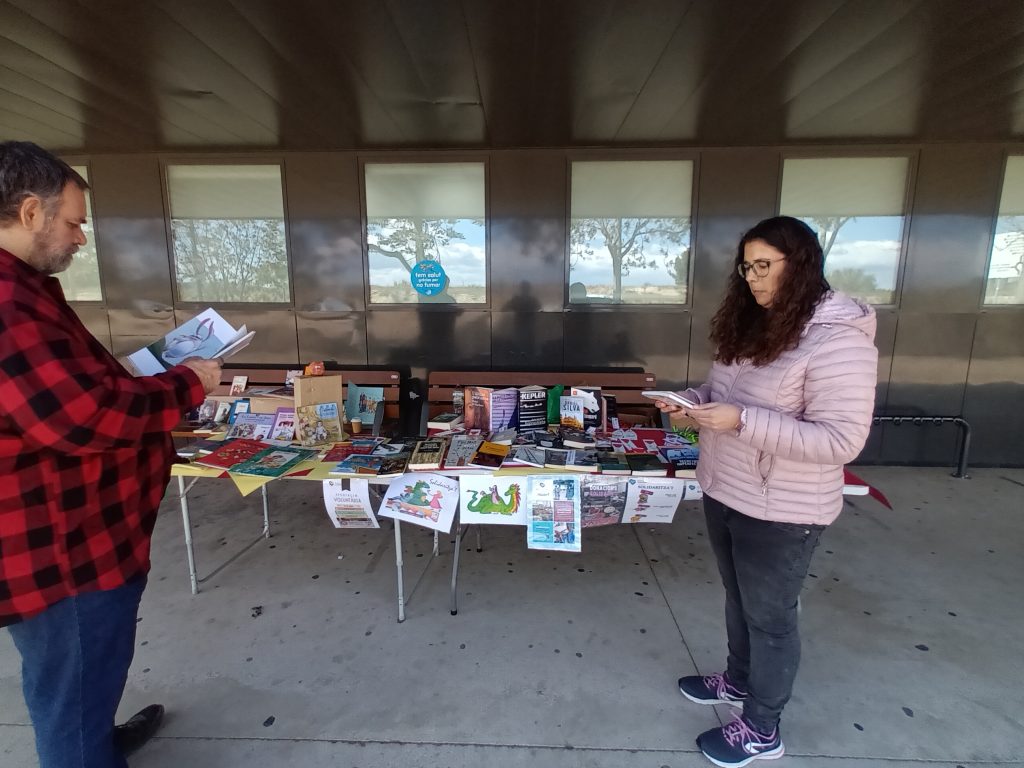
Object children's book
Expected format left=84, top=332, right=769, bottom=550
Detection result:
left=517, top=385, right=548, bottom=431
left=194, top=439, right=268, bottom=470
left=229, top=375, right=248, bottom=396
left=295, top=402, right=344, bottom=447
left=329, top=455, right=386, bottom=475
left=230, top=445, right=317, bottom=477
left=468, top=441, right=510, bottom=470
left=378, top=473, right=460, bottom=533
left=622, top=478, right=686, bottom=524
left=408, top=438, right=448, bottom=471
left=267, top=407, right=296, bottom=443
left=345, top=384, right=384, bottom=424
left=526, top=475, right=582, bottom=552
left=321, top=441, right=376, bottom=463
left=227, top=399, right=250, bottom=425
left=322, top=478, right=379, bottom=528
left=127, top=308, right=254, bottom=376
left=442, top=435, right=483, bottom=469
left=225, top=412, right=276, bottom=441
left=559, top=395, right=586, bottom=430
left=459, top=475, right=526, bottom=525
left=580, top=476, right=628, bottom=527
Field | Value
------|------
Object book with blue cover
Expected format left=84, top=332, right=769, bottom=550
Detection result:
left=345, top=384, right=384, bottom=423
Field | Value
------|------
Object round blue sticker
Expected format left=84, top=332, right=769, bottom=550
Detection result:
left=410, top=260, right=447, bottom=296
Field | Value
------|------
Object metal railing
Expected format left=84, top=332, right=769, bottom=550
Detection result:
left=872, top=415, right=972, bottom=479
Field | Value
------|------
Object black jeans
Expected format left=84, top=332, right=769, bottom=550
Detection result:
left=703, top=495, right=824, bottom=734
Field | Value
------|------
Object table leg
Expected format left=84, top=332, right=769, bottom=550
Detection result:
left=179, top=475, right=199, bottom=596
left=450, top=512, right=464, bottom=615
left=261, top=483, right=270, bottom=538
left=394, top=519, right=405, bottom=623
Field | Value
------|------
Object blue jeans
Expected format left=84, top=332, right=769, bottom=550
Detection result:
left=7, top=576, right=146, bottom=768
left=703, top=496, right=824, bottom=733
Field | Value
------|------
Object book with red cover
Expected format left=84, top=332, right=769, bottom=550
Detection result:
left=193, top=439, right=268, bottom=470
left=321, top=442, right=376, bottom=462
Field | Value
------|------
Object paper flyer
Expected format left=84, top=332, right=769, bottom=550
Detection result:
left=580, top=476, right=628, bottom=527
left=321, top=478, right=379, bottom=528
left=377, top=472, right=460, bottom=533
left=459, top=475, right=526, bottom=526
left=622, top=478, right=687, bottom=524
left=526, top=475, right=581, bottom=552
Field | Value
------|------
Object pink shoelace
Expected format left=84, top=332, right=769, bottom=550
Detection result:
left=722, top=716, right=776, bottom=748
left=703, top=672, right=737, bottom=699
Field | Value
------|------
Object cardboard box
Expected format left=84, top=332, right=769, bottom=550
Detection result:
left=293, top=373, right=344, bottom=409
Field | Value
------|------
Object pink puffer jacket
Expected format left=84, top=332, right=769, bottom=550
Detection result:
left=685, top=291, right=878, bottom=526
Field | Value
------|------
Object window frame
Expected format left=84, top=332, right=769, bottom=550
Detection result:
left=359, top=154, right=491, bottom=309
left=565, top=150, right=700, bottom=312
left=58, top=157, right=106, bottom=305
left=160, top=157, right=295, bottom=309
left=776, top=149, right=918, bottom=309
left=981, top=150, right=1024, bottom=309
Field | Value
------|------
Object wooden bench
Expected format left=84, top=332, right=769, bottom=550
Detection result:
left=421, top=369, right=662, bottom=435
left=175, top=364, right=403, bottom=438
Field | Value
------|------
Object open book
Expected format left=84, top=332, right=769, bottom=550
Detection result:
left=126, top=308, right=255, bottom=376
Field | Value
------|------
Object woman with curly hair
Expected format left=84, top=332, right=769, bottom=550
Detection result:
left=656, top=216, right=878, bottom=767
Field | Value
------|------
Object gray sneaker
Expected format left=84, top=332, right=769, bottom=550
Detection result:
left=678, top=672, right=747, bottom=708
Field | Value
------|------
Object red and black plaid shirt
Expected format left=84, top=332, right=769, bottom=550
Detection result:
left=0, top=248, right=205, bottom=627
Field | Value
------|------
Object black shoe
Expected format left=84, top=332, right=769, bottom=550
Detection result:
left=114, top=704, right=165, bottom=757
left=679, top=672, right=747, bottom=708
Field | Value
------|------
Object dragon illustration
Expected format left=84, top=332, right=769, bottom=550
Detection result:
left=466, top=483, right=521, bottom=516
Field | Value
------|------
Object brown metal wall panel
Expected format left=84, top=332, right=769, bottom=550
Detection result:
left=490, top=312, right=565, bottom=368
left=107, top=308, right=175, bottom=340
left=858, top=308, right=899, bottom=463
left=964, top=311, right=1024, bottom=466
left=69, top=304, right=112, bottom=352
left=88, top=156, right=174, bottom=310
left=296, top=312, right=368, bottom=365
left=489, top=152, right=567, bottom=312
left=880, top=313, right=977, bottom=464
left=286, top=154, right=366, bottom=312
left=563, top=311, right=689, bottom=386
left=901, top=145, right=1004, bottom=312
left=365, top=310, right=491, bottom=380
left=690, top=149, right=780, bottom=315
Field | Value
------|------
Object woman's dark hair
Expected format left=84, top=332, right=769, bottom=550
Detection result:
left=0, top=141, right=88, bottom=224
left=710, top=215, right=831, bottom=366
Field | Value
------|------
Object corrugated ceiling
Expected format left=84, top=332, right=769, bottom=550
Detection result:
left=1, top=0, right=1022, bottom=152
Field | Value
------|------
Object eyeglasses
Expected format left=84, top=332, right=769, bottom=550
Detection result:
left=737, top=258, right=784, bottom=278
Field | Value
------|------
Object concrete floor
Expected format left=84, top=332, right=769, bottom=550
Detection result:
left=1, top=466, right=1022, bottom=768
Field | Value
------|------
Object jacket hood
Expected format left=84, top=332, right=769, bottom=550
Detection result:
left=808, top=290, right=876, bottom=341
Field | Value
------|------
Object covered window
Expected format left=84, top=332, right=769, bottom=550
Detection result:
left=166, top=164, right=290, bottom=303
left=985, top=156, right=1024, bottom=305
left=58, top=165, right=102, bottom=301
left=569, top=161, right=693, bottom=305
left=780, top=157, right=909, bottom=305
left=365, top=162, right=486, bottom=304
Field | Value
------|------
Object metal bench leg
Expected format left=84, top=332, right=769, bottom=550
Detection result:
left=394, top=519, right=405, bottom=623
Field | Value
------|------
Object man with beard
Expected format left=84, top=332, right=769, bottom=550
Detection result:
left=0, top=141, right=222, bottom=768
